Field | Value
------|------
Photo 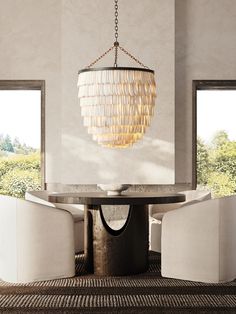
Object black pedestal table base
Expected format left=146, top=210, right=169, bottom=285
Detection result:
left=84, top=204, right=149, bottom=276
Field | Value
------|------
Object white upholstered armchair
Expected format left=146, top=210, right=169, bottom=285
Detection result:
left=0, top=195, right=75, bottom=283
left=150, top=190, right=211, bottom=252
left=161, top=195, right=236, bottom=283
left=25, top=190, right=84, bottom=253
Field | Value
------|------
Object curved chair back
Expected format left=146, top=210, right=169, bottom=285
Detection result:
left=25, top=190, right=84, bottom=217
left=150, top=189, right=211, bottom=217
left=161, top=195, right=236, bottom=283
left=149, top=190, right=211, bottom=253
left=0, top=194, right=75, bottom=283
left=25, top=190, right=84, bottom=253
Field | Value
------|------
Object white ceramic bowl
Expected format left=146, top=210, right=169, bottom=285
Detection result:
left=97, top=184, right=131, bottom=196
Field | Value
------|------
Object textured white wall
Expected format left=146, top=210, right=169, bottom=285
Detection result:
left=0, top=0, right=175, bottom=185
left=5, top=0, right=235, bottom=185
left=0, top=0, right=62, bottom=183
left=61, top=0, right=175, bottom=184
left=175, top=0, right=236, bottom=184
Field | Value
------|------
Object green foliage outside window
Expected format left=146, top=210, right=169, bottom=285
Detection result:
left=0, top=134, right=41, bottom=198
left=197, top=137, right=210, bottom=186
left=0, top=134, right=14, bottom=152
left=197, top=130, right=236, bottom=198
left=0, top=167, right=41, bottom=198
left=0, top=134, right=36, bottom=155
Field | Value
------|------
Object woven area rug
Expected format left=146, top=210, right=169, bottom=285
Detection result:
left=0, top=252, right=236, bottom=314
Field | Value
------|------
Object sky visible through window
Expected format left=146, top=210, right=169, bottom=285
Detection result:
left=0, top=90, right=41, bottom=149
left=197, top=90, right=236, bottom=143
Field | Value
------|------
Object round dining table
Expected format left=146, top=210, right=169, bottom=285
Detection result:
left=49, top=192, right=185, bottom=276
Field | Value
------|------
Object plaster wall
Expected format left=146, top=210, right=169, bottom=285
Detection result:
left=0, top=0, right=62, bottom=183
left=61, top=0, right=175, bottom=184
left=2, top=0, right=235, bottom=187
left=175, top=0, right=236, bottom=184
left=0, top=0, right=175, bottom=186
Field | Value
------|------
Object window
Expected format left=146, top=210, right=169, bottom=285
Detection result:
left=0, top=80, right=45, bottom=197
left=193, top=80, right=236, bottom=197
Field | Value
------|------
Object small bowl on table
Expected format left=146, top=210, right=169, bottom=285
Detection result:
left=97, top=184, right=131, bottom=196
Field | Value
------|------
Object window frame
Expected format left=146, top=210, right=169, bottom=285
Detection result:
left=192, top=80, right=236, bottom=189
left=0, top=80, right=45, bottom=189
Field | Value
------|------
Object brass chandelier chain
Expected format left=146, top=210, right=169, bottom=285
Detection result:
left=86, top=0, right=148, bottom=69
left=114, top=0, right=119, bottom=44
left=86, top=45, right=115, bottom=68
left=114, top=0, right=119, bottom=67
left=119, top=45, right=149, bottom=69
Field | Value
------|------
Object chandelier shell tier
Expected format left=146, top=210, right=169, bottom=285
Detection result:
left=78, top=67, right=156, bottom=148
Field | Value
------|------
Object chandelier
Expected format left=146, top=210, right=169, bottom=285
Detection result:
left=77, top=0, right=156, bottom=148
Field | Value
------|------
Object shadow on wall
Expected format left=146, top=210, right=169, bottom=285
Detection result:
left=61, top=133, right=174, bottom=184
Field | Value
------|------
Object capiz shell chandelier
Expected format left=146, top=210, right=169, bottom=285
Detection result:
left=77, top=0, right=156, bottom=148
